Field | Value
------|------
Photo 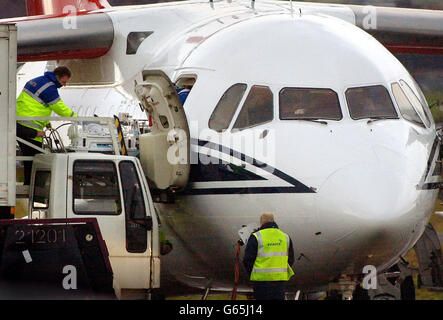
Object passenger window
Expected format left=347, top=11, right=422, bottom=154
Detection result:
left=209, top=83, right=247, bottom=132
left=233, top=85, right=273, bottom=130
left=392, top=83, right=425, bottom=128
left=119, top=161, right=147, bottom=253
left=32, top=171, right=51, bottom=209
left=73, top=161, right=122, bottom=215
left=346, top=85, right=398, bottom=120
left=399, top=80, right=431, bottom=127
left=279, top=88, right=342, bottom=120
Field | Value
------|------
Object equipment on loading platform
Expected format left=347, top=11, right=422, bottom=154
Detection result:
left=66, top=115, right=139, bottom=155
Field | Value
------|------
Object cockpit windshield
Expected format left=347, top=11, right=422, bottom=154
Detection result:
left=346, top=85, right=398, bottom=120
left=209, top=83, right=247, bottom=132
left=279, top=88, right=342, bottom=121
left=232, top=85, right=274, bottom=130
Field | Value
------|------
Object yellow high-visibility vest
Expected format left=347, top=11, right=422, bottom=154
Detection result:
left=250, top=228, right=294, bottom=281
left=17, top=91, right=77, bottom=142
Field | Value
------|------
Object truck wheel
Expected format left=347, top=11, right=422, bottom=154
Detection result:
left=0, top=207, right=12, bottom=219
left=150, top=289, right=166, bottom=300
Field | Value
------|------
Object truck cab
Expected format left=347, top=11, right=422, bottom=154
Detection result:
left=28, top=152, right=160, bottom=299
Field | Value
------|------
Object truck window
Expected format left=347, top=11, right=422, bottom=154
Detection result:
left=73, top=161, right=122, bottom=215
left=119, top=161, right=148, bottom=253
left=32, top=171, right=51, bottom=209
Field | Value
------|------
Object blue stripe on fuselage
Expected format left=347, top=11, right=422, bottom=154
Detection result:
left=184, top=140, right=315, bottom=195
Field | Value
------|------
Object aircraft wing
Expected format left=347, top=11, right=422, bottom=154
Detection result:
left=0, top=2, right=441, bottom=62
left=350, top=5, right=443, bottom=55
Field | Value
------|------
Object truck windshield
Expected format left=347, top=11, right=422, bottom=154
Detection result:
left=73, top=161, right=122, bottom=215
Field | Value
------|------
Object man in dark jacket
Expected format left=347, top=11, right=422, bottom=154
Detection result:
left=243, top=213, right=295, bottom=300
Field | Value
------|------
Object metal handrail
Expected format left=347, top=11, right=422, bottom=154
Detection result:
left=16, top=117, right=121, bottom=157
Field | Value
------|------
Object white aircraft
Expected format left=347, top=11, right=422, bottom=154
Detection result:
left=4, top=0, right=443, bottom=299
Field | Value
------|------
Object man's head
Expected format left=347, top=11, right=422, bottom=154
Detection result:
left=260, top=212, right=275, bottom=227
left=53, top=66, right=72, bottom=87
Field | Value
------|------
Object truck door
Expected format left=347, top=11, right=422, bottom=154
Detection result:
left=115, top=159, right=156, bottom=291
left=66, top=155, right=156, bottom=292
left=134, top=70, right=190, bottom=190
left=119, top=160, right=151, bottom=254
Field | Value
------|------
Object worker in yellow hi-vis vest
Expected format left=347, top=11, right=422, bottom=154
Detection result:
left=16, top=66, right=77, bottom=185
left=243, top=213, right=295, bottom=300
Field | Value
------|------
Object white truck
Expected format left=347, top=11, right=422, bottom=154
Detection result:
left=24, top=150, right=161, bottom=299
left=0, top=24, right=162, bottom=300
left=0, top=24, right=17, bottom=219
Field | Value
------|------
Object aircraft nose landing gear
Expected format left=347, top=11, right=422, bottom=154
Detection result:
left=326, top=260, right=416, bottom=300
left=327, top=276, right=358, bottom=300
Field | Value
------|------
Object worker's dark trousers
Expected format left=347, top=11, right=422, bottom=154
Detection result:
left=253, top=281, right=286, bottom=300
left=17, top=123, right=42, bottom=186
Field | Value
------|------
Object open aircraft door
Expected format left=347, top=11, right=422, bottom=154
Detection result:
left=135, top=70, right=190, bottom=191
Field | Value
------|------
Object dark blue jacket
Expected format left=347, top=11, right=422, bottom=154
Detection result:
left=177, top=88, right=190, bottom=105
left=23, top=72, right=63, bottom=106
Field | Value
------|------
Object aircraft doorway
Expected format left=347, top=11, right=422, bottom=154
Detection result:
left=135, top=70, right=191, bottom=192
left=175, top=75, right=197, bottom=105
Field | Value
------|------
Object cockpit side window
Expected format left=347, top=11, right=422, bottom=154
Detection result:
left=412, top=79, right=434, bottom=126
left=209, top=83, right=247, bottom=132
left=411, top=79, right=431, bottom=112
left=399, top=80, right=431, bottom=127
left=346, top=85, right=398, bottom=120
left=392, top=82, right=425, bottom=128
left=232, top=85, right=273, bottom=130
left=279, top=88, right=342, bottom=120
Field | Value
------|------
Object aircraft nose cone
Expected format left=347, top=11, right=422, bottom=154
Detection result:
left=314, top=162, right=422, bottom=272
left=316, top=162, right=417, bottom=242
